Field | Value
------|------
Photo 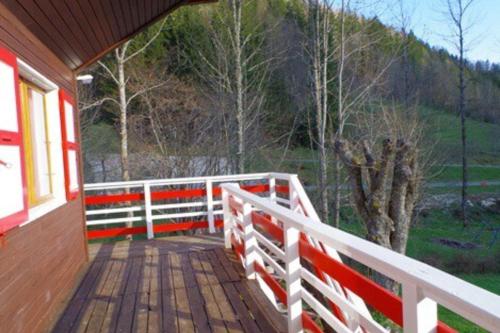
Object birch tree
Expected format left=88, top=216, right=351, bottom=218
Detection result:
left=97, top=19, right=167, bottom=182
left=443, top=0, right=477, bottom=226
left=306, top=0, right=334, bottom=222
left=189, top=0, right=273, bottom=173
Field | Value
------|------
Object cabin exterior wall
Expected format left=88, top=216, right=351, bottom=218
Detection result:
left=0, top=3, right=88, bottom=332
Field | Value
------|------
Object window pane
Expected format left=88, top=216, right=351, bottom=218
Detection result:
left=29, top=88, right=51, bottom=198
left=0, top=61, right=18, bottom=132
left=64, top=101, right=75, bottom=142
left=0, top=146, right=24, bottom=219
left=68, top=150, right=78, bottom=191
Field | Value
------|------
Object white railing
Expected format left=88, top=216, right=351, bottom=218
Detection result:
left=221, top=182, right=500, bottom=333
left=84, top=173, right=293, bottom=240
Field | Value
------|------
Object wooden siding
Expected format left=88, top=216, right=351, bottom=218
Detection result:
left=0, top=0, right=213, bottom=71
left=0, top=2, right=73, bottom=92
left=0, top=197, right=88, bottom=333
left=0, top=4, right=88, bottom=333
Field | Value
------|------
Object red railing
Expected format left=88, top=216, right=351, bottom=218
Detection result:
left=84, top=173, right=290, bottom=241
left=228, top=197, right=457, bottom=333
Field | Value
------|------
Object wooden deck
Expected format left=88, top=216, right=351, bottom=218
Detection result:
left=52, top=235, right=286, bottom=333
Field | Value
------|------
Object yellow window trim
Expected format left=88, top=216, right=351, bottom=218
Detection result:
left=20, top=79, right=54, bottom=207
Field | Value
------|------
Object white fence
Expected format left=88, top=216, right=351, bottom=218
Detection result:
left=221, top=181, right=500, bottom=333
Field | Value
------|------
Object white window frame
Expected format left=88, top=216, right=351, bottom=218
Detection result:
left=17, top=60, right=67, bottom=226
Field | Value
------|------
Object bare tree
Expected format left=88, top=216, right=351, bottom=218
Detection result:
left=335, top=105, right=424, bottom=292
left=305, top=0, right=335, bottom=222
left=97, top=19, right=167, bottom=183
left=330, top=0, right=398, bottom=227
left=443, top=0, right=477, bottom=226
left=188, top=0, right=274, bottom=174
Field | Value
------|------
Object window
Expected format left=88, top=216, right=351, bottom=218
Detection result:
left=19, top=80, right=53, bottom=206
left=0, top=47, right=28, bottom=232
left=59, top=90, right=80, bottom=201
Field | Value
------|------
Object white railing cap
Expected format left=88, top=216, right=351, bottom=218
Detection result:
left=221, top=183, right=500, bottom=332
left=84, top=173, right=275, bottom=191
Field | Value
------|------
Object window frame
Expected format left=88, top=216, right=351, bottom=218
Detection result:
left=59, top=90, right=80, bottom=201
left=19, top=79, right=54, bottom=207
left=0, top=47, right=28, bottom=233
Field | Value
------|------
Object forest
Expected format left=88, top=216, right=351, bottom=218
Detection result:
left=79, top=1, right=500, bottom=330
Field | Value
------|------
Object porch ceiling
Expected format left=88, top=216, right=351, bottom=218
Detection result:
left=1, top=0, right=213, bottom=72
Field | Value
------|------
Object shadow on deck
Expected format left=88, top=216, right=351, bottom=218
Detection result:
left=52, top=235, right=286, bottom=333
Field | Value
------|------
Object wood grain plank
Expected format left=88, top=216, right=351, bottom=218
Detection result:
left=159, top=254, right=178, bottom=332
left=9, top=0, right=79, bottom=67
left=182, top=254, right=211, bottom=333
left=190, top=253, right=227, bottom=333
left=34, top=0, right=94, bottom=59
left=222, top=283, right=262, bottom=333
left=91, top=0, right=121, bottom=42
left=171, top=253, right=195, bottom=332
left=198, top=252, right=243, bottom=333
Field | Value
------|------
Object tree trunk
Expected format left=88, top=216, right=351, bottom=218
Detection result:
left=332, top=0, right=345, bottom=228
left=117, top=48, right=133, bottom=238
left=118, top=53, right=130, bottom=183
left=459, top=26, right=468, bottom=226
left=233, top=0, right=245, bottom=174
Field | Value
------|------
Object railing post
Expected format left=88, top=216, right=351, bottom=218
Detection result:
left=284, top=224, right=303, bottom=333
left=222, top=187, right=232, bottom=249
left=242, top=202, right=258, bottom=279
left=289, top=175, right=299, bottom=213
left=206, top=179, right=215, bottom=233
left=144, top=183, right=154, bottom=240
left=269, top=175, right=276, bottom=203
left=403, top=282, right=438, bottom=333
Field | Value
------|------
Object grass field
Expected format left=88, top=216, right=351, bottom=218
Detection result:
left=421, top=107, right=500, bottom=164
left=338, top=205, right=500, bottom=331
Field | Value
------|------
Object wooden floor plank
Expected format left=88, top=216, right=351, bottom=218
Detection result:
left=115, top=257, right=145, bottom=333
left=171, top=253, right=195, bottom=333
left=182, top=253, right=211, bottom=333
left=198, top=252, right=243, bottom=333
left=222, top=283, right=262, bottom=333
left=54, top=236, right=286, bottom=333
left=214, top=248, right=241, bottom=281
left=190, top=252, right=228, bottom=333
left=159, top=254, right=178, bottom=332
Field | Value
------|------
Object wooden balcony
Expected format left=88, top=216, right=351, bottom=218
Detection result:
left=52, top=235, right=285, bottom=333
left=75, top=173, right=500, bottom=333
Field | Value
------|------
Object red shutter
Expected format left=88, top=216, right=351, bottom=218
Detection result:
left=59, top=90, right=80, bottom=201
left=0, top=47, right=28, bottom=233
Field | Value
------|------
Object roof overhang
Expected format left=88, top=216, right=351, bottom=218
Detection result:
left=1, top=0, right=216, bottom=72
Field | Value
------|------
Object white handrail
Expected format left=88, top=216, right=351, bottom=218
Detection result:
left=84, top=173, right=273, bottom=190
left=221, top=183, right=500, bottom=333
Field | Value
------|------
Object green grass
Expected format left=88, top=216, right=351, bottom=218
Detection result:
left=430, top=165, right=500, bottom=182
left=421, top=107, right=500, bottom=164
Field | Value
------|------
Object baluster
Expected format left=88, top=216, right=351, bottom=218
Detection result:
left=144, top=183, right=154, bottom=239
left=242, top=202, right=258, bottom=279
left=403, top=282, right=437, bottom=332
left=222, top=188, right=232, bottom=249
left=284, top=224, right=303, bottom=333
left=206, top=179, right=215, bottom=233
